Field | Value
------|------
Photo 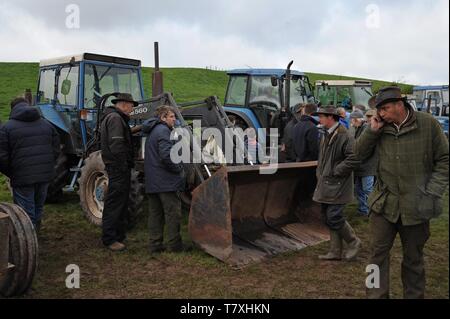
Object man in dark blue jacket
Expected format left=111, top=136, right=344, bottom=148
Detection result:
left=0, top=98, right=60, bottom=229
left=293, top=103, right=320, bottom=162
left=143, top=105, right=186, bottom=254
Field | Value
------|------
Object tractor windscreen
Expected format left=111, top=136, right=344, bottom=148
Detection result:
left=225, top=75, right=248, bottom=106
left=316, top=85, right=335, bottom=106
left=248, top=76, right=281, bottom=109
left=84, top=64, right=142, bottom=109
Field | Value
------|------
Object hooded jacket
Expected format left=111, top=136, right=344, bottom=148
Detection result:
left=0, top=102, right=60, bottom=186
left=143, top=117, right=185, bottom=194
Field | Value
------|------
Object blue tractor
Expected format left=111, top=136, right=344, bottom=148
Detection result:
left=222, top=62, right=315, bottom=137
left=412, top=85, right=449, bottom=137
left=35, top=53, right=146, bottom=225
left=27, top=54, right=330, bottom=266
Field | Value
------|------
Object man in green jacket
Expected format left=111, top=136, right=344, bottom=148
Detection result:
left=354, top=86, right=449, bottom=299
left=313, top=106, right=361, bottom=262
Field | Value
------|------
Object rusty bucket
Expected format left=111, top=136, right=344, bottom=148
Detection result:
left=188, top=162, right=329, bottom=267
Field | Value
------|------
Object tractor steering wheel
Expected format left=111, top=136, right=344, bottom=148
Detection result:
left=248, top=100, right=279, bottom=112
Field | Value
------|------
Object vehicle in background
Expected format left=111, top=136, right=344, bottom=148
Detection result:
left=412, top=85, right=449, bottom=137
left=223, top=65, right=315, bottom=133
left=314, top=80, right=373, bottom=110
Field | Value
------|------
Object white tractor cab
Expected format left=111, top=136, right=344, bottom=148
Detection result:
left=412, top=85, right=449, bottom=137
left=314, top=80, right=373, bottom=110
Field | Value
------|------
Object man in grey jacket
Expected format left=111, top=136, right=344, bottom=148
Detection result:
left=312, top=106, right=361, bottom=261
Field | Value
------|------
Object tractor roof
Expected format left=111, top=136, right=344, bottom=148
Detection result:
left=39, top=53, right=141, bottom=67
left=315, top=80, right=372, bottom=87
left=413, top=85, right=449, bottom=91
left=227, top=69, right=304, bottom=78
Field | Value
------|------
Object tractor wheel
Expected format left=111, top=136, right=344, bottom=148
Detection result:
left=78, top=151, right=144, bottom=228
left=126, top=170, right=144, bottom=230
left=0, top=203, right=38, bottom=297
left=46, top=152, right=70, bottom=203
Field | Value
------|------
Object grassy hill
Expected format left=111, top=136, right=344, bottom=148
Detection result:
left=0, top=62, right=413, bottom=121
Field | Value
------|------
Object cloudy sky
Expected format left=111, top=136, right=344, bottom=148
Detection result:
left=0, top=0, right=448, bottom=85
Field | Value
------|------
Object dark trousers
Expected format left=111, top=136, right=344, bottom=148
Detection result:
left=13, top=182, right=49, bottom=226
left=321, top=203, right=346, bottom=230
left=102, top=165, right=131, bottom=246
left=147, top=192, right=182, bottom=250
left=367, top=212, right=430, bottom=299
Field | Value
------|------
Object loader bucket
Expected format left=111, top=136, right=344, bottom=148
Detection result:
left=189, top=162, right=329, bottom=267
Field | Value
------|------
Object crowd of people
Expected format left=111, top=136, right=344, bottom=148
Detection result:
left=0, top=86, right=448, bottom=299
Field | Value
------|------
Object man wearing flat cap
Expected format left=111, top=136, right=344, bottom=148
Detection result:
left=312, top=106, right=361, bottom=262
left=100, top=93, right=138, bottom=251
left=354, top=86, right=449, bottom=298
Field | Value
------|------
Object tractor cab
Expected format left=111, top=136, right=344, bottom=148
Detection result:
left=36, top=53, right=145, bottom=155
left=223, top=69, right=314, bottom=130
left=314, top=80, right=373, bottom=110
left=413, top=85, right=449, bottom=137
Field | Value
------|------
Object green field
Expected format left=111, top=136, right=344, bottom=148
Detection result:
left=0, top=62, right=413, bottom=121
left=0, top=62, right=446, bottom=299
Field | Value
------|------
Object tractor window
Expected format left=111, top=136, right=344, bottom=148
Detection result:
left=37, top=68, right=56, bottom=104
left=57, top=66, right=79, bottom=106
left=289, top=77, right=310, bottom=107
left=249, top=76, right=280, bottom=108
left=316, top=85, right=335, bottom=106
left=352, top=86, right=372, bottom=108
left=225, top=76, right=247, bottom=106
left=442, top=89, right=449, bottom=104
left=336, top=87, right=352, bottom=109
left=84, top=64, right=143, bottom=109
left=414, top=90, right=425, bottom=110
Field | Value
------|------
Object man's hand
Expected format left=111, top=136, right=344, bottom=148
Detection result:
left=370, top=114, right=385, bottom=132
left=131, top=125, right=143, bottom=134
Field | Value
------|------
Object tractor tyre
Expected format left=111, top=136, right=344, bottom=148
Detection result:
left=78, top=151, right=144, bottom=228
left=46, top=152, right=70, bottom=203
left=0, top=203, right=38, bottom=297
left=126, top=170, right=144, bottom=230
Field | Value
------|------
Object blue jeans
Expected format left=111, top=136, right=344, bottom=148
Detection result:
left=354, top=176, right=374, bottom=216
left=12, top=183, right=49, bottom=225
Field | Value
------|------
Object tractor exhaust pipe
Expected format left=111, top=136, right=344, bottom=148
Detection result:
left=152, top=42, right=164, bottom=97
left=285, top=60, right=294, bottom=112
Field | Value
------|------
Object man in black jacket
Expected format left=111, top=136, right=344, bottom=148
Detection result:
left=143, top=105, right=186, bottom=254
left=100, top=93, right=137, bottom=252
left=281, top=104, right=304, bottom=162
left=293, top=103, right=320, bottom=162
left=0, top=97, right=60, bottom=229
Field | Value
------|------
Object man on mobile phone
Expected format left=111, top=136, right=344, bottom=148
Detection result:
left=354, top=86, right=449, bottom=299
